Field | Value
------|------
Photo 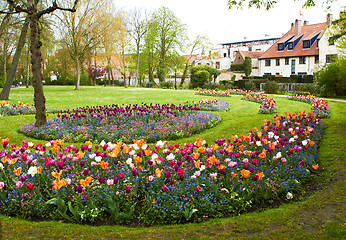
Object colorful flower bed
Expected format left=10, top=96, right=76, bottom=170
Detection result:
left=19, top=103, right=221, bottom=143
left=0, top=101, right=35, bottom=116
left=0, top=111, right=323, bottom=225
left=195, top=89, right=264, bottom=97
left=287, top=95, right=330, bottom=118
left=242, top=94, right=278, bottom=114
left=186, top=99, right=230, bottom=112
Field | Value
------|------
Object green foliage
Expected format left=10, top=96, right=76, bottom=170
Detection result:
left=159, top=81, right=174, bottom=89
left=315, top=57, right=346, bottom=97
left=243, top=56, right=252, bottom=77
left=230, top=64, right=244, bottom=72
left=264, top=80, right=279, bottom=94
left=293, top=84, right=318, bottom=95
left=244, top=80, right=256, bottom=91
left=190, top=70, right=209, bottom=89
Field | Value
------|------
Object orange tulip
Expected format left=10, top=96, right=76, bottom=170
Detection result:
left=51, top=170, right=62, bottom=179
left=52, top=144, right=60, bottom=153
left=76, top=151, right=85, bottom=159
left=134, top=156, right=142, bottom=164
left=192, top=152, right=200, bottom=160
left=198, top=147, right=206, bottom=154
left=309, top=141, right=315, bottom=146
left=207, top=155, right=217, bottom=164
left=123, top=146, right=130, bottom=154
left=231, top=172, right=237, bottom=177
left=258, top=152, right=266, bottom=159
left=217, top=164, right=226, bottom=170
left=312, top=164, right=319, bottom=170
left=13, top=167, right=22, bottom=176
left=194, top=160, right=201, bottom=169
left=37, top=166, right=43, bottom=174
left=155, top=168, right=163, bottom=178
left=195, top=138, right=204, bottom=147
left=100, top=160, right=109, bottom=170
left=239, top=144, right=246, bottom=151
left=257, top=172, right=264, bottom=180
left=241, top=169, right=251, bottom=178
left=53, top=178, right=66, bottom=190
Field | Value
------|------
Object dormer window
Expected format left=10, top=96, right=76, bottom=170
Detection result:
left=303, top=40, right=310, bottom=49
left=288, top=42, right=293, bottom=50
left=278, top=43, right=284, bottom=51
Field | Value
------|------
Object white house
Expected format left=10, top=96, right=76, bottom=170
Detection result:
left=258, top=14, right=341, bottom=77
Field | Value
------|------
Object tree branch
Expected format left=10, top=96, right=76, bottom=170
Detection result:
left=37, top=0, right=79, bottom=18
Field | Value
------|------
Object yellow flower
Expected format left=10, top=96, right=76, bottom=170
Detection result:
left=207, top=155, right=217, bottom=164
left=100, top=160, right=109, bottom=170
left=257, top=172, right=264, bottom=180
left=193, top=160, right=201, bottom=169
left=53, top=178, right=66, bottom=190
left=312, top=164, right=319, bottom=170
left=76, top=151, right=85, bottom=159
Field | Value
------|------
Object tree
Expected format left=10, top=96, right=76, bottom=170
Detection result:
left=190, top=64, right=216, bottom=89
left=243, top=56, right=252, bottom=77
left=1, top=0, right=79, bottom=126
left=57, top=0, right=107, bottom=90
left=0, top=16, right=29, bottom=100
left=128, top=8, right=151, bottom=87
left=150, top=7, right=187, bottom=83
left=180, top=35, right=211, bottom=87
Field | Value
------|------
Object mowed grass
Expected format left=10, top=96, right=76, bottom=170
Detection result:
left=0, top=86, right=345, bottom=239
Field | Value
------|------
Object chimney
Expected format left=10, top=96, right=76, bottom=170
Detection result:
left=303, top=20, right=309, bottom=26
left=294, top=19, right=302, bottom=35
left=291, top=22, right=294, bottom=29
left=327, top=13, right=333, bottom=24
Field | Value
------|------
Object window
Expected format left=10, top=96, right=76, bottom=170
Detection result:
left=329, top=40, right=335, bottom=46
left=299, top=56, right=306, bottom=64
left=298, top=72, right=307, bottom=75
left=265, top=59, right=271, bottom=66
left=276, top=59, right=280, bottom=66
left=264, top=73, right=272, bottom=75
left=303, top=40, right=310, bottom=49
left=326, top=54, right=337, bottom=63
left=278, top=43, right=284, bottom=51
left=315, top=56, right=319, bottom=64
left=275, top=73, right=280, bottom=75
left=285, top=58, right=289, bottom=65
left=288, top=42, right=293, bottom=50
left=238, top=57, right=241, bottom=64
left=317, top=39, right=320, bottom=48
left=223, top=53, right=227, bottom=58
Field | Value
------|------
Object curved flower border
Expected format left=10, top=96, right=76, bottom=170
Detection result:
left=287, top=95, right=330, bottom=118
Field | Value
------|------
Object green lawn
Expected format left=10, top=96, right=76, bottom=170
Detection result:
left=0, top=86, right=345, bottom=239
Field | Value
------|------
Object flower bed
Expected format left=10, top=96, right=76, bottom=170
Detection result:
left=186, top=99, right=230, bottom=112
left=19, top=103, right=221, bottom=143
left=0, top=101, right=35, bottom=116
left=242, top=94, right=278, bottom=114
left=287, top=95, right=330, bottom=118
left=195, top=89, right=264, bottom=97
left=0, top=111, right=323, bottom=225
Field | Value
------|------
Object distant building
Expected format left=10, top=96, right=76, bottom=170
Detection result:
left=259, top=14, right=341, bottom=77
left=215, top=37, right=279, bottom=70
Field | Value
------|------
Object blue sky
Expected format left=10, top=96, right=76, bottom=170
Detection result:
left=113, top=0, right=345, bottom=44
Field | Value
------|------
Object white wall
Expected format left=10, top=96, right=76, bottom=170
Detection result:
left=318, top=31, right=339, bottom=65
left=259, top=56, right=317, bottom=77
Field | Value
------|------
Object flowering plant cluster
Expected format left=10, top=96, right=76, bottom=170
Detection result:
left=195, top=89, right=264, bottom=97
left=0, top=111, right=323, bottom=224
left=185, top=99, right=230, bottom=112
left=0, top=101, right=35, bottom=116
left=242, top=94, right=278, bottom=114
left=287, top=95, right=330, bottom=118
left=19, top=103, right=221, bottom=143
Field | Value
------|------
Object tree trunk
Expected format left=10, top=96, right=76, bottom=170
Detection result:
left=135, top=44, right=140, bottom=87
left=0, top=17, right=29, bottom=100
left=180, top=63, right=188, bottom=87
left=26, top=46, right=30, bottom=88
left=75, top=55, right=80, bottom=90
left=30, top=11, right=47, bottom=126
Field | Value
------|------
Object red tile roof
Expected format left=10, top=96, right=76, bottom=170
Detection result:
left=259, top=22, right=327, bottom=59
left=239, top=51, right=264, bottom=59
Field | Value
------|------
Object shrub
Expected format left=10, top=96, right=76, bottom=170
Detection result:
left=315, top=57, right=346, bottom=97
left=244, top=56, right=252, bottom=77
left=264, top=80, right=279, bottom=94
left=293, top=84, right=318, bottom=95
left=230, top=64, right=244, bottom=72
left=159, top=81, right=173, bottom=89
left=244, top=80, right=256, bottom=91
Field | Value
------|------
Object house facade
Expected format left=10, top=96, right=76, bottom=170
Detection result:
left=259, top=14, right=340, bottom=77
left=215, top=37, right=279, bottom=70
left=232, top=51, right=264, bottom=76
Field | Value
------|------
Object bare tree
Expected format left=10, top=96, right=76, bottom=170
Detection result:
left=0, top=0, right=79, bottom=126
left=127, top=8, right=150, bottom=87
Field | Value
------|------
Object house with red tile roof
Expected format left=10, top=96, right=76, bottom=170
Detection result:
left=258, top=14, right=341, bottom=77
left=232, top=50, right=264, bottom=76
